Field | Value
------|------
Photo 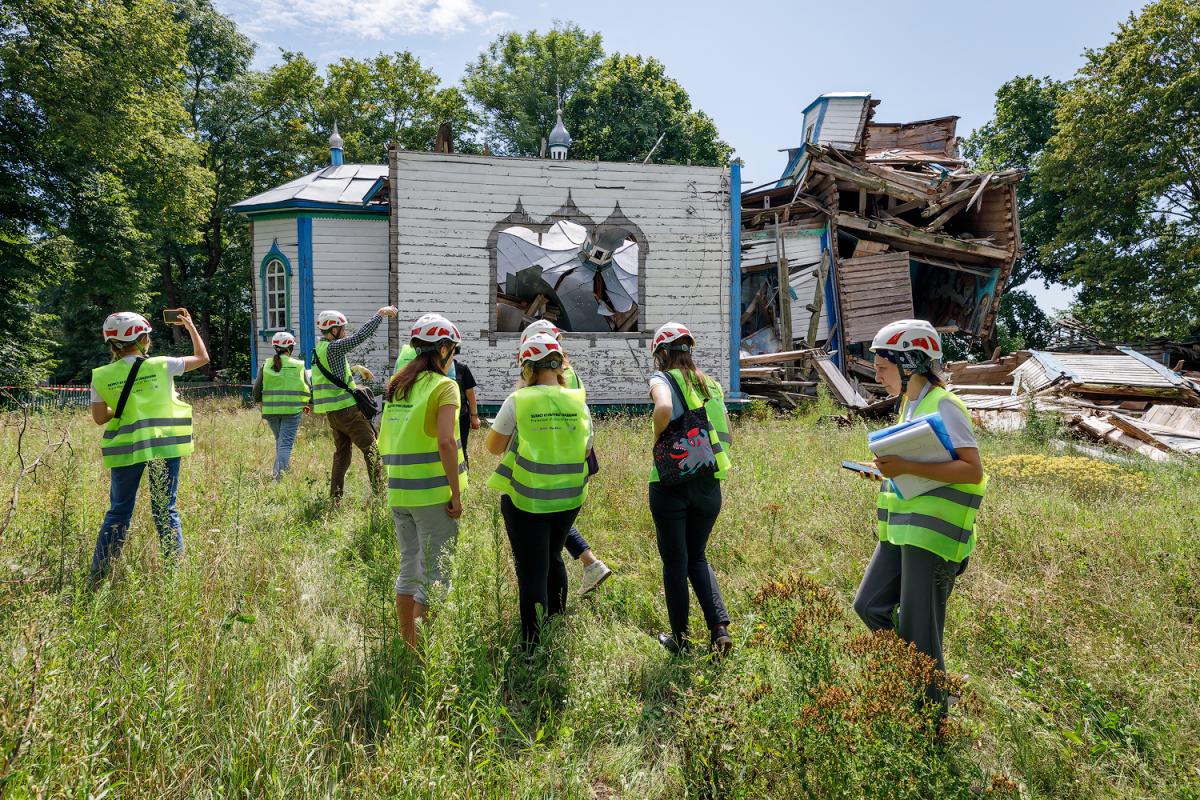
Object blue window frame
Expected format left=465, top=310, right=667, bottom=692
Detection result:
left=259, top=239, right=292, bottom=339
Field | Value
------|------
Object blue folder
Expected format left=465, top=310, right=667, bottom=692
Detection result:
left=866, top=412, right=957, bottom=499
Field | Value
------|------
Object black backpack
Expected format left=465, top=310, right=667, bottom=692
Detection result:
left=652, top=371, right=719, bottom=485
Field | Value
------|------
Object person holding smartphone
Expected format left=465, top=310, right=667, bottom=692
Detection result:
left=379, top=315, right=467, bottom=648
left=88, top=309, right=208, bottom=582
left=853, top=319, right=986, bottom=717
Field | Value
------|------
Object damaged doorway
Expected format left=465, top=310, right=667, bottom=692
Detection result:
left=489, top=194, right=646, bottom=333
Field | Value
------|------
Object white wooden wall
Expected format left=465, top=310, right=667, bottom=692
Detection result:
left=390, top=151, right=732, bottom=404
left=251, top=217, right=300, bottom=371
left=311, top=217, right=390, bottom=375
left=816, top=98, right=870, bottom=151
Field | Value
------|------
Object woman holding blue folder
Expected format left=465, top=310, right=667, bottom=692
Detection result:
left=852, top=319, right=986, bottom=715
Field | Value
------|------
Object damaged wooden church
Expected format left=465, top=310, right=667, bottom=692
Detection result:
left=737, top=91, right=1023, bottom=396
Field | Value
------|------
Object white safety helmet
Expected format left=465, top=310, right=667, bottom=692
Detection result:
left=316, top=310, right=348, bottom=332
left=410, top=314, right=461, bottom=346
left=869, top=319, right=943, bottom=359
left=518, top=332, right=564, bottom=365
left=520, top=319, right=562, bottom=346
left=102, top=312, right=152, bottom=344
left=651, top=321, right=694, bottom=354
left=271, top=331, right=296, bottom=349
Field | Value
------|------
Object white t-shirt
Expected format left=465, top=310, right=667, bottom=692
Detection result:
left=493, top=389, right=594, bottom=450
left=90, top=356, right=186, bottom=404
left=902, top=383, right=978, bottom=450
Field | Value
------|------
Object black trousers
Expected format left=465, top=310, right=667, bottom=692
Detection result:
left=500, top=495, right=580, bottom=647
left=649, top=476, right=729, bottom=643
left=853, top=541, right=966, bottom=708
left=459, top=415, right=470, bottom=466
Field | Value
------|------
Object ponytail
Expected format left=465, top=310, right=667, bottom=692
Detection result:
left=272, top=345, right=293, bottom=372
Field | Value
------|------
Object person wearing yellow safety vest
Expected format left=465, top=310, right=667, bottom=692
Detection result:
left=312, top=307, right=397, bottom=500
left=253, top=331, right=311, bottom=479
left=88, top=309, right=209, bottom=582
left=852, top=319, right=986, bottom=715
left=518, top=320, right=612, bottom=594
left=485, top=333, right=594, bottom=648
left=380, top=314, right=467, bottom=648
left=647, top=322, right=734, bottom=655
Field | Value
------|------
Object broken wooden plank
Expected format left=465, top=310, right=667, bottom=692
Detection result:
left=812, top=354, right=869, bottom=409
left=740, top=348, right=822, bottom=365
left=835, top=212, right=1013, bottom=262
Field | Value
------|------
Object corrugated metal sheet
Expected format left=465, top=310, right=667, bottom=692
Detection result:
left=233, top=164, right=388, bottom=210
left=1013, top=350, right=1181, bottom=392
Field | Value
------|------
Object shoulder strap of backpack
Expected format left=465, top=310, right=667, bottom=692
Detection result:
left=113, top=357, right=146, bottom=421
left=662, top=370, right=693, bottom=413
left=312, top=348, right=350, bottom=392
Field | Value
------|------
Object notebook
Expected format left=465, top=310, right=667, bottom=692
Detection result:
left=866, top=413, right=957, bottom=500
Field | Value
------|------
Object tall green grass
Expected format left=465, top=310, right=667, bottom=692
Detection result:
left=0, top=401, right=1196, bottom=798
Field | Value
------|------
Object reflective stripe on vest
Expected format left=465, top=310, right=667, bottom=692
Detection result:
left=311, top=340, right=356, bottom=414
left=378, top=372, right=466, bottom=507
left=261, top=357, right=310, bottom=416
left=487, top=384, right=590, bottom=513
left=91, top=357, right=194, bottom=469
left=649, top=369, right=733, bottom=482
left=874, top=386, right=987, bottom=563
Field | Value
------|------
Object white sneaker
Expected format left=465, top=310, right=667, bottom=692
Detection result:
left=579, top=560, right=612, bottom=595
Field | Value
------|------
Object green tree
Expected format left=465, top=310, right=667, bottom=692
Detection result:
left=463, top=22, right=604, bottom=156
left=1040, top=0, right=1200, bottom=341
left=963, top=76, right=1065, bottom=351
left=324, top=52, right=476, bottom=159
left=567, top=53, right=731, bottom=165
left=0, top=0, right=211, bottom=383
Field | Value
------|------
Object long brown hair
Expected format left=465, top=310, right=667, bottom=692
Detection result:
left=387, top=346, right=448, bottom=402
left=655, top=347, right=710, bottom=400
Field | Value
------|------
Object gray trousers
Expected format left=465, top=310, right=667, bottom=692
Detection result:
left=853, top=541, right=965, bottom=707
left=393, top=505, right=459, bottom=605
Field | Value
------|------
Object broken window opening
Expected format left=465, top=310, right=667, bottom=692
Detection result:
left=494, top=217, right=642, bottom=334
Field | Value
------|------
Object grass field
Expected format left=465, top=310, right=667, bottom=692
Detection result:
left=0, top=399, right=1197, bottom=799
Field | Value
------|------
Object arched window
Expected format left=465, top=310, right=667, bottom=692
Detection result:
left=258, top=239, right=292, bottom=337
left=264, top=259, right=287, bottom=329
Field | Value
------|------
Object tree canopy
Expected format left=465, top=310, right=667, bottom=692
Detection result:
left=968, top=0, right=1200, bottom=345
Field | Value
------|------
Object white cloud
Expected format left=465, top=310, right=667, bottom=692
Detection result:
left=218, top=0, right=510, bottom=41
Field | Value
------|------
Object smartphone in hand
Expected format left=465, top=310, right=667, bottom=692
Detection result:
left=163, top=309, right=182, bottom=325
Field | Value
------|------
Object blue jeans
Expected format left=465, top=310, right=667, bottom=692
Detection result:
left=91, top=457, right=183, bottom=581
left=265, top=413, right=302, bottom=479
left=564, top=527, right=590, bottom=560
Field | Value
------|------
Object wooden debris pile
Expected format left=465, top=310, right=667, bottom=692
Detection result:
left=947, top=347, right=1200, bottom=461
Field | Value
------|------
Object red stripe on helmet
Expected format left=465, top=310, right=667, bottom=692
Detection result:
left=886, top=331, right=904, bottom=345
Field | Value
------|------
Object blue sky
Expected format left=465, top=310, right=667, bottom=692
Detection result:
left=213, top=0, right=1146, bottom=312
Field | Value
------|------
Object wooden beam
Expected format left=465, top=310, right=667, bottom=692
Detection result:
left=806, top=249, right=830, bottom=347
left=773, top=212, right=793, bottom=351
left=835, top=212, right=1012, bottom=262
left=921, top=176, right=979, bottom=218
left=809, top=159, right=930, bottom=204
left=925, top=199, right=969, bottom=232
